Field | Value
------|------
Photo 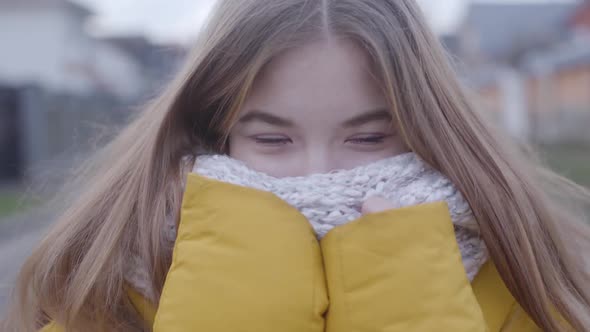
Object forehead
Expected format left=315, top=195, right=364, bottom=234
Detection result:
left=241, top=38, right=387, bottom=123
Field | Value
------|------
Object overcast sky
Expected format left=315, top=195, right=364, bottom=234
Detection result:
left=76, top=0, right=575, bottom=44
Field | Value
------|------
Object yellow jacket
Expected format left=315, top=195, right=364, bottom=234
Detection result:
left=43, top=174, right=539, bottom=331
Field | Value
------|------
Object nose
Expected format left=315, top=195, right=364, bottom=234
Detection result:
left=301, top=149, right=335, bottom=175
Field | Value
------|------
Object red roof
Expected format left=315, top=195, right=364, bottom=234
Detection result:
left=569, top=1, right=590, bottom=29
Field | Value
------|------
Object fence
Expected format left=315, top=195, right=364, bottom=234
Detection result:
left=0, top=86, right=24, bottom=181
left=531, top=111, right=590, bottom=143
left=0, top=84, right=132, bottom=183
left=473, top=67, right=590, bottom=144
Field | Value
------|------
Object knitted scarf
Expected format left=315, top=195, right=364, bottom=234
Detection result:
left=126, top=152, right=488, bottom=301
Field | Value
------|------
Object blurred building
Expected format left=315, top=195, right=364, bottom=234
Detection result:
left=99, top=35, right=188, bottom=97
left=0, top=0, right=97, bottom=95
left=456, top=2, right=578, bottom=67
left=445, top=0, right=590, bottom=143
left=0, top=0, right=146, bottom=101
left=0, top=0, right=188, bottom=102
left=0, top=0, right=188, bottom=182
left=571, top=1, right=590, bottom=33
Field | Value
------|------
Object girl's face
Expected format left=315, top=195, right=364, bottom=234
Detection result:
left=229, top=38, right=407, bottom=177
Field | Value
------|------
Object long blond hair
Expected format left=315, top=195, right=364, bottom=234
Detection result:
left=3, top=0, right=590, bottom=331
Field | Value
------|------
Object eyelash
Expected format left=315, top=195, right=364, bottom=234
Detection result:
left=345, top=134, right=389, bottom=145
left=253, top=136, right=292, bottom=145
left=252, top=134, right=389, bottom=146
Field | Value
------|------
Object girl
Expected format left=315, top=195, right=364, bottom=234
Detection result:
left=3, top=0, right=590, bottom=331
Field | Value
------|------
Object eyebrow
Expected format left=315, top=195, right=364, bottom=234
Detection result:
left=238, top=111, right=294, bottom=127
left=238, top=108, right=392, bottom=128
left=341, top=109, right=392, bottom=127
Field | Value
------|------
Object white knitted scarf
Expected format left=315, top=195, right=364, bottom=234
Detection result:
left=126, top=152, right=488, bottom=301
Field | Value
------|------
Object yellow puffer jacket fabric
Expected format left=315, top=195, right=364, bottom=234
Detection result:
left=42, top=174, right=540, bottom=331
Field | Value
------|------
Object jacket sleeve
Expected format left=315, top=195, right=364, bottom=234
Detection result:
left=320, top=201, right=488, bottom=332
left=152, top=174, right=328, bottom=332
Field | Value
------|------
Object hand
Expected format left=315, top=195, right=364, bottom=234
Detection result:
left=361, top=196, right=397, bottom=215
left=361, top=167, right=475, bottom=230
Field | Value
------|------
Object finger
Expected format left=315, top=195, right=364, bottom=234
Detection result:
left=361, top=196, right=397, bottom=215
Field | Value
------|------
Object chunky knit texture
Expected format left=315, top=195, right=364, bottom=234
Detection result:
left=126, top=153, right=488, bottom=301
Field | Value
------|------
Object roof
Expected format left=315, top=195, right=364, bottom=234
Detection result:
left=569, top=1, right=590, bottom=27
left=462, top=1, right=579, bottom=60
left=524, top=37, right=590, bottom=73
left=0, top=0, right=93, bottom=17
